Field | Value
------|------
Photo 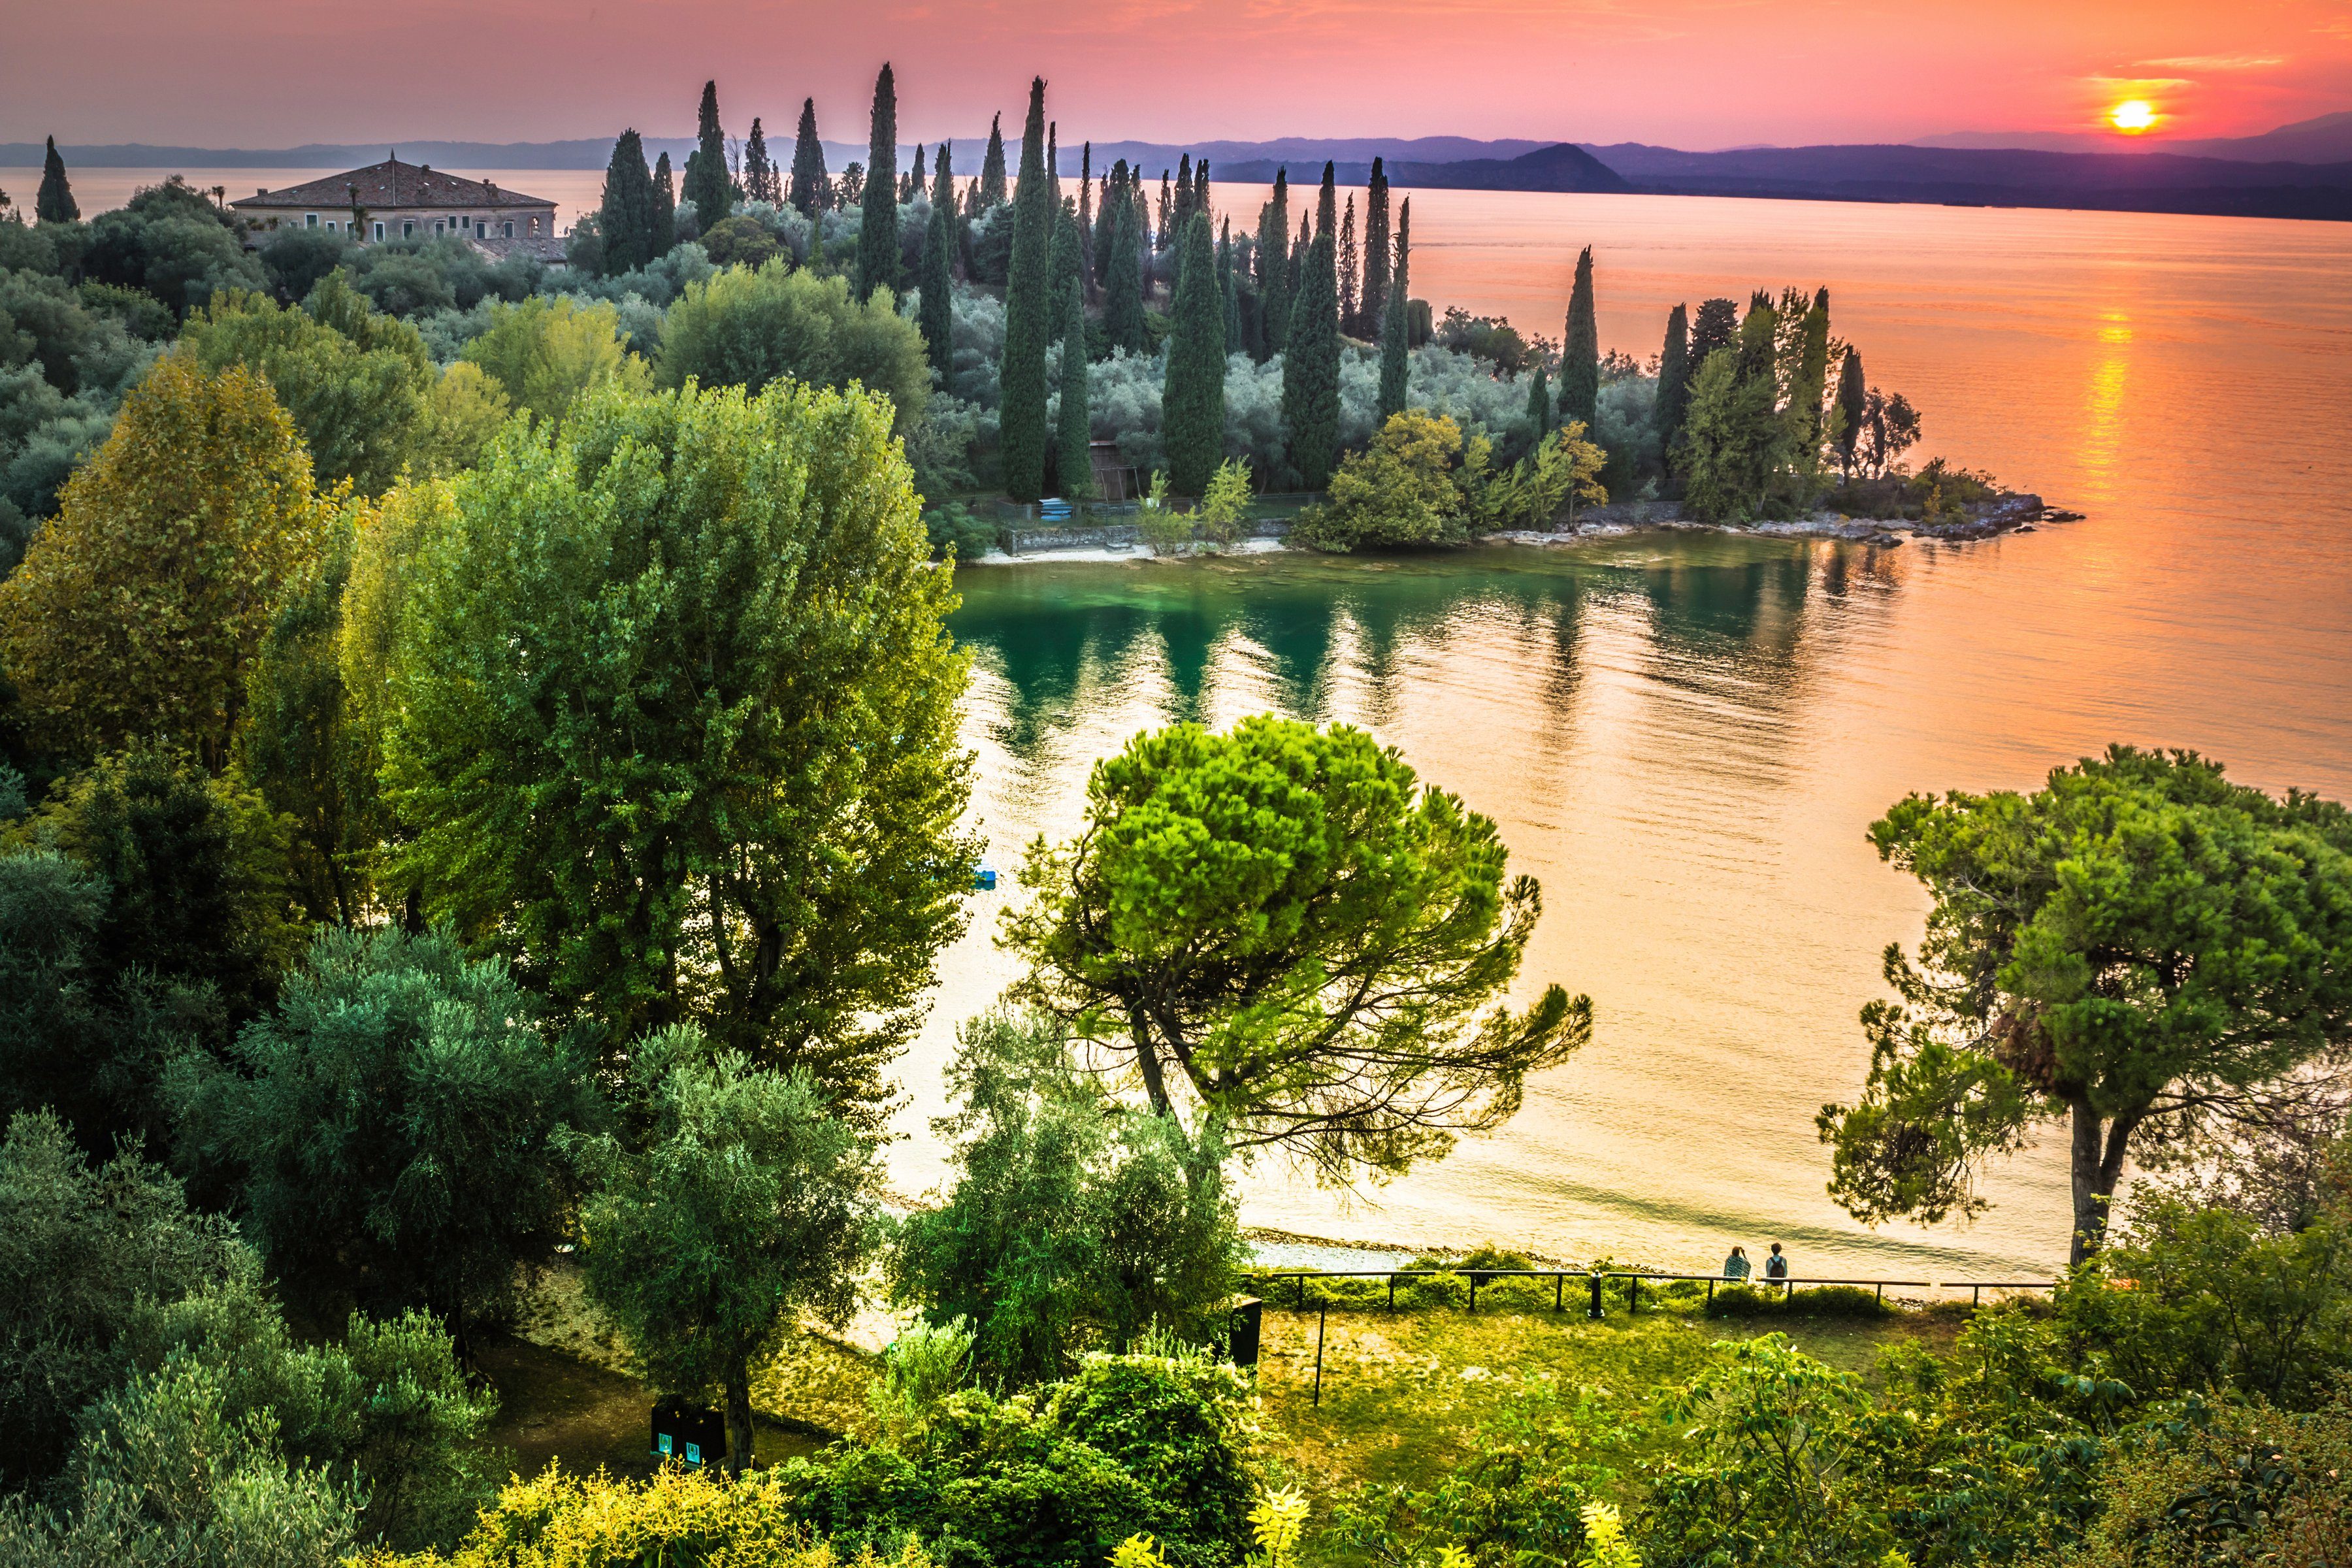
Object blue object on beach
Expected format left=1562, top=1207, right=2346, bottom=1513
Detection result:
left=1039, top=498, right=1073, bottom=522
left=974, top=860, right=998, bottom=892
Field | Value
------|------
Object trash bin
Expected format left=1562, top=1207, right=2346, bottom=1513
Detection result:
left=651, top=1396, right=727, bottom=1468
left=1228, top=1296, right=1264, bottom=1368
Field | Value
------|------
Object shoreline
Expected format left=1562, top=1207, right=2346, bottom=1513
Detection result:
left=962, top=493, right=2068, bottom=566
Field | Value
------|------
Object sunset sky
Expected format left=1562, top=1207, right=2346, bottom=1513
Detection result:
left=7, top=0, right=2349, bottom=150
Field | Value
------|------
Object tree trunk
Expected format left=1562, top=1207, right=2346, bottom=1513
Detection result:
left=2066, top=1098, right=2137, bottom=1267
left=1130, top=1013, right=1174, bottom=1117
left=726, top=1358, right=755, bottom=1475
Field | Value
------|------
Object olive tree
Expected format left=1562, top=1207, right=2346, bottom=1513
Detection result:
left=1004, top=715, right=1590, bottom=1183
left=1819, top=746, right=2352, bottom=1264
left=581, top=1038, right=881, bottom=1473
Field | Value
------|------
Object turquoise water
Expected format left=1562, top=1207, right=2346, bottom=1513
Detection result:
left=914, top=193, right=2352, bottom=1280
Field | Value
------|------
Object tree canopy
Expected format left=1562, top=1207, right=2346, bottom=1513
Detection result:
left=1005, top=715, right=1589, bottom=1182
left=382, top=378, right=974, bottom=1120
left=655, top=263, right=928, bottom=434
left=1819, top=746, right=2352, bottom=1263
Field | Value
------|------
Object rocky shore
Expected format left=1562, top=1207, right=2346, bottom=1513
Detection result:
left=973, top=491, right=2068, bottom=563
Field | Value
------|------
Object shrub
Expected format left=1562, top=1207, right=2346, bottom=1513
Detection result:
left=657, top=263, right=928, bottom=434
left=1295, top=410, right=1471, bottom=551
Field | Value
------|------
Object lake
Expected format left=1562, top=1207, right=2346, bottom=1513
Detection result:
left=22, top=169, right=2352, bottom=1275
left=934, top=191, right=2352, bottom=1280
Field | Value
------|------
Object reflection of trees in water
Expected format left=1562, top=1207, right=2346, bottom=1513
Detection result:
left=953, top=544, right=1906, bottom=775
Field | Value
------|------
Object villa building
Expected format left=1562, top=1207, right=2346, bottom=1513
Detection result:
left=229, top=156, right=561, bottom=256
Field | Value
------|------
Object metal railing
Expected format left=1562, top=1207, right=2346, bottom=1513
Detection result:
left=1243, top=1266, right=2057, bottom=1318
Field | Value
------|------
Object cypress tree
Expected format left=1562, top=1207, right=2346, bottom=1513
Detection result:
left=981, top=114, right=1008, bottom=208
left=1194, top=159, right=1211, bottom=222
left=998, top=78, right=1055, bottom=503
left=36, top=136, right=78, bottom=223
left=908, top=144, right=925, bottom=202
left=1218, top=218, right=1241, bottom=359
left=1047, top=123, right=1062, bottom=210
left=1560, top=245, right=1599, bottom=431
left=1362, top=158, right=1390, bottom=345
left=1254, top=169, right=1290, bottom=360
left=1282, top=163, right=1343, bottom=491
left=857, top=63, right=900, bottom=302
left=1079, top=142, right=1096, bottom=295
left=1836, top=348, right=1867, bottom=476
left=649, top=151, right=676, bottom=257
left=1796, top=286, right=1832, bottom=442
left=1735, top=291, right=1779, bottom=385
left=683, top=80, right=734, bottom=225
left=1049, top=197, right=1081, bottom=308
left=597, top=129, right=655, bottom=275
left=1655, top=302, right=1692, bottom=453
left=1094, top=161, right=1124, bottom=287
left=1689, top=297, right=1738, bottom=368
left=1377, top=198, right=1411, bottom=419
left=1163, top=212, right=1227, bottom=497
left=1337, top=195, right=1359, bottom=335
left=1056, top=276, right=1093, bottom=500
left=789, top=98, right=829, bottom=214
left=1103, top=193, right=1147, bottom=355
left=742, top=118, right=778, bottom=204
left=919, top=144, right=957, bottom=379
left=1525, top=363, right=1551, bottom=436
left=1173, top=154, right=1195, bottom=238
left=1156, top=171, right=1173, bottom=252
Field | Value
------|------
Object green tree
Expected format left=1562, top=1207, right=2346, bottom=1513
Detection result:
left=1674, top=346, right=1786, bottom=523
left=0, top=354, right=329, bottom=769
left=1818, top=747, right=2352, bottom=1264
left=1794, top=286, right=1831, bottom=447
left=178, top=924, right=602, bottom=1349
left=1835, top=347, right=1867, bottom=476
left=1253, top=170, right=1290, bottom=362
left=595, top=130, right=656, bottom=276
left=656, top=263, right=928, bottom=434
left=1523, top=362, right=1551, bottom=438
left=1300, top=408, right=1472, bottom=549
left=459, top=295, right=649, bottom=428
left=1377, top=201, right=1411, bottom=420
left=382, top=380, right=975, bottom=1119
left=1559, top=246, right=1599, bottom=433
left=0, top=1110, right=241, bottom=1486
left=919, top=144, right=956, bottom=376
left=180, top=278, right=435, bottom=496
left=649, top=151, right=676, bottom=255
left=998, top=78, right=1054, bottom=503
left=981, top=112, right=1009, bottom=208
left=582, top=1041, right=881, bottom=1473
left=857, top=64, right=900, bottom=302
left=1055, top=278, right=1093, bottom=501
left=1103, top=193, right=1147, bottom=356
left=789, top=98, right=830, bottom=216
left=741, top=119, right=778, bottom=206
left=84, top=178, right=264, bottom=318
left=1687, top=296, right=1738, bottom=367
left=36, top=137, right=78, bottom=224
left=232, top=512, right=376, bottom=924
left=1161, top=213, right=1226, bottom=497
left=1282, top=165, right=1342, bottom=490
left=683, top=80, right=734, bottom=227
left=1217, top=218, right=1241, bottom=359
left=889, top=1010, right=1245, bottom=1386
left=1005, top=715, right=1590, bottom=1181
left=1654, top=302, right=1691, bottom=456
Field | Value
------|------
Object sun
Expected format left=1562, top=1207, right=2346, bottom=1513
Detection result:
left=2110, top=100, right=2158, bottom=133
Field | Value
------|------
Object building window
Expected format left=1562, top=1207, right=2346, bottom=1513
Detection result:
left=434, top=219, right=446, bottom=236
left=402, top=220, right=414, bottom=238
left=530, top=216, right=540, bottom=233
left=502, top=221, right=513, bottom=238
left=372, top=221, right=385, bottom=241
left=305, top=213, right=318, bottom=228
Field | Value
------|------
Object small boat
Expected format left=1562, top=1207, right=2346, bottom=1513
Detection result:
left=973, top=860, right=998, bottom=892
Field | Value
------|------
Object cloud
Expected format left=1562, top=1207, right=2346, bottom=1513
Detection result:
left=2136, top=54, right=2287, bottom=70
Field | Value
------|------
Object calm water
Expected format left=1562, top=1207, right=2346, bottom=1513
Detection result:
left=26, top=171, right=2352, bottom=1275
left=930, top=192, right=2352, bottom=1279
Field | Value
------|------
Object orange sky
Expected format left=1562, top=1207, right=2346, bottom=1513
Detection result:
left=7, top=0, right=2349, bottom=148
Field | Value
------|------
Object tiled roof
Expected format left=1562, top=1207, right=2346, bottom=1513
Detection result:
left=229, top=157, right=553, bottom=212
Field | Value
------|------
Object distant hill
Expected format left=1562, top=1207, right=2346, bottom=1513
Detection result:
left=1914, top=111, right=2352, bottom=165
left=1580, top=140, right=2352, bottom=221
left=1211, top=144, right=1627, bottom=192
